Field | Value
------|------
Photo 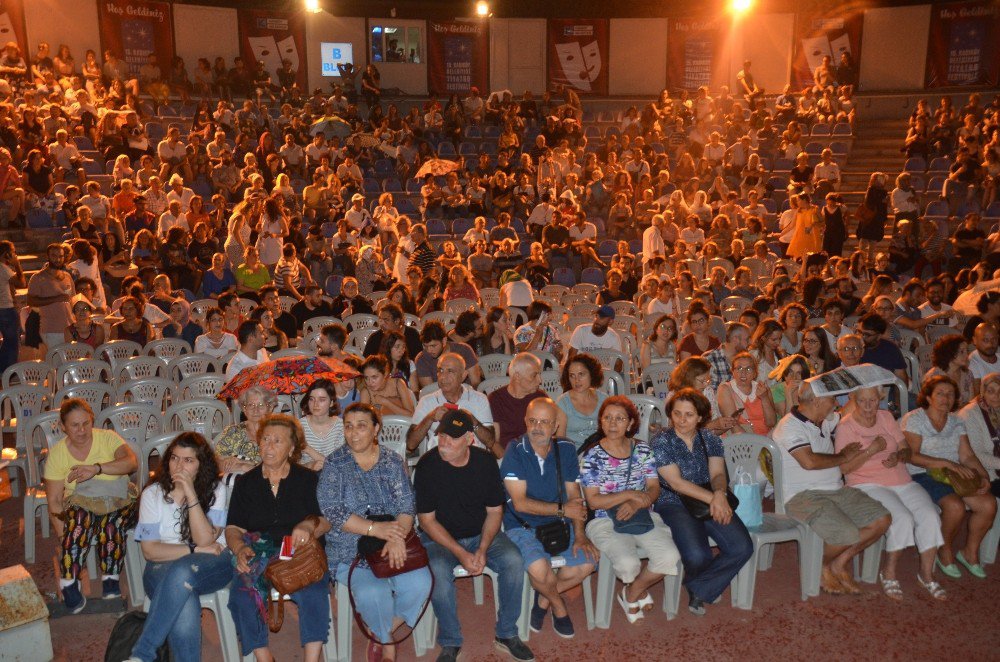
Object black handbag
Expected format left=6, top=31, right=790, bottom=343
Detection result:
left=508, top=442, right=571, bottom=555
left=677, top=430, right=739, bottom=521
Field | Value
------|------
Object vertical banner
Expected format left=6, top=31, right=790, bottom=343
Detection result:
left=427, top=20, right=489, bottom=96
left=238, top=8, right=307, bottom=90
left=547, top=19, right=609, bottom=95
left=0, top=0, right=27, bottom=59
left=791, top=11, right=864, bottom=89
left=98, top=0, right=174, bottom=78
left=666, top=16, right=725, bottom=92
left=925, top=1, right=1000, bottom=88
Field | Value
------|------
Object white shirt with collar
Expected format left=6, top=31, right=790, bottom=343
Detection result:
left=225, top=348, right=270, bottom=383
left=411, top=384, right=494, bottom=453
left=771, top=409, right=843, bottom=505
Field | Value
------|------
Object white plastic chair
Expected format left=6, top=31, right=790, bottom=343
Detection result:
left=529, top=350, right=560, bottom=371
left=165, top=399, right=232, bottom=438
left=45, top=342, right=94, bottom=366
left=22, top=411, right=62, bottom=564
left=593, top=553, right=684, bottom=627
left=424, top=311, right=456, bottom=329
left=480, top=287, right=500, bottom=308
left=95, top=403, right=163, bottom=449
left=190, top=299, right=218, bottom=324
left=640, top=363, right=673, bottom=400
left=53, top=383, right=116, bottom=412
left=145, top=338, right=192, bottom=359
left=628, top=394, right=667, bottom=443
left=0, top=385, right=52, bottom=496
left=609, top=300, right=638, bottom=318
left=540, top=370, right=562, bottom=399
left=588, top=348, right=630, bottom=386
left=479, top=353, right=513, bottom=379
left=477, top=377, right=510, bottom=395
left=980, top=498, right=1000, bottom=565
left=304, top=316, right=340, bottom=336
left=237, top=297, right=256, bottom=318
left=55, top=359, right=113, bottom=389
left=178, top=374, right=226, bottom=399
left=168, top=353, right=217, bottom=382
left=117, top=377, right=176, bottom=412
left=444, top=298, right=478, bottom=315
left=348, top=327, right=377, bottom=353
left=95, top=339, right=143, bottom=372
left=2, top=360, right=51, bottom=390
left=378, top=415, right=411, bottom=459
left=270, top=348, right=311, bottom=359
left=117, top=355, right=169, bottom=383
left=540, top=284, right=569, bottom=299
left=343, top=312, right=379, bottom=333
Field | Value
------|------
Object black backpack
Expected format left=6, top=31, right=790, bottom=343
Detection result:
left=104, top=611, right=172, bottom=662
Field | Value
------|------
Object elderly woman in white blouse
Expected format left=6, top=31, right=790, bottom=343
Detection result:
left=298, top=378, right=345, bottom=470
left=959, top=372, right=1000, bottom=498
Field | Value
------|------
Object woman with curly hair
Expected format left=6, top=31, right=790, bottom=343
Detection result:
left=556, top=353, right=608, bottom=449
left=926, top=334, right=975, bottom=404
left=128, top=432, right=233, bottom=662
left=778, top=302, right=809, bottom=355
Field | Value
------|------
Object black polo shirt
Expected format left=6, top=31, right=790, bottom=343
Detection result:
left=227, top=463, right=322, bottom=543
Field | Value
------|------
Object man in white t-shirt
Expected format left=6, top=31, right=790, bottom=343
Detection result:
left=918, top=280, right=958, bottom=328
left=165, top=174, right=196, bottom=213
left=642, top=214, right=667, bottom=266
left=770, top=383, right=890, bottom=594
left=969, top=322, right=999, bottom=392
left=225, top=320, right=270, bottom=383
left=157, top=127, right=191, bottom=182
left=568, top=306, right=623, bottom=356
left=406, top=352, right=496, bottom=456
left=157, top=200, right=187, bottom=237
left=344, top=193, right=373, bottom=231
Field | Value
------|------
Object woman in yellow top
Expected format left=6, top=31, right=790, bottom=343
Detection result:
left=43, top=398, right=138, bottom=614
left=785, top=192, right=823, bottom=260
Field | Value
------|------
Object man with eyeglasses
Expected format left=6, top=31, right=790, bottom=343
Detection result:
left=225, top=320, right=269, bottom=383
left=857, top=314, right=908, bottom=387
left=407, top=352, right=497, bottom=457
left=362, top=302, right=422, bottom=358
left=702, top=322, right=751, bottom=389
left=500, top=398, right=597, bottom=639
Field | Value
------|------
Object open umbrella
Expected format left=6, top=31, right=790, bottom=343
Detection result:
left=349, top=133, right=380, bottom=149
left=310, top=115, right=353, bottom=139
left=951, top=278, right=1000, bottom=316
left=218, top=356, right=359, bottom=401
left=415, top=158, right=460, bottom=178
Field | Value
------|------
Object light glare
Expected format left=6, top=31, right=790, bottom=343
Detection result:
left=305, top=0, right=321, bottom=13
left=730, top=0, right=753, bottom=14
left=476, top=1, right=490, bottom=17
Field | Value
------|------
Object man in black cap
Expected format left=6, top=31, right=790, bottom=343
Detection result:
left=415, top=409, right=534, bottom=662
left=124, top=195, right=156, bottom=240
left=567, top=305, right=623, bottom=358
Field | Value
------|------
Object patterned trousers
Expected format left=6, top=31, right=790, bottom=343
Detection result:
left=59, top=502, right=136, bottom=580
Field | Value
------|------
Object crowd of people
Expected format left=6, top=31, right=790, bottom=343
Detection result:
left=4, top=36, right=1000, bottom=662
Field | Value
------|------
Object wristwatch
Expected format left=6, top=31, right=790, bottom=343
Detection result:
left=556, top=506, right=565, bottom=518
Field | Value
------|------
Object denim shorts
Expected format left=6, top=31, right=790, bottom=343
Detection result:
left=912, top=471, right=956, bottom=504
left=506, top=525, right=593, bottom=570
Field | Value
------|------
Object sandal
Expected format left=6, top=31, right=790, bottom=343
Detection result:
left=917, top=574, right=947, bottom=601
left=617, top=587, right=644, bottom=624
left=636, top=591, right=654, bottom=612
left=878, top=574, right=903, bottom=601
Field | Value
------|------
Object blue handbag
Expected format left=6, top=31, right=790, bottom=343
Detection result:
left=607, top=443, right=655, bottom=535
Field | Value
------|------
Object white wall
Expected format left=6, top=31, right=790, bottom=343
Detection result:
left=609, top=19, right=668, bottom=95
left=173, top=5, right=239, bottom=69
left=860, top=5, right=931, bottom=91
left=490, top=18, right=546, bottom=94
left=732, top=13, right=794, bottom=94
left=304, top=12, right=367, bottom=94
left=24, top=0, right=99, bottom=63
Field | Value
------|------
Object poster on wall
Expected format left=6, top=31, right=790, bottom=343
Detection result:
left=98, top=0, right=174, bottom=78
left=238, top=8, right=307, bottom=90
left=0, top=0, right=27, bottom=60
left=790, top=10, right=863, bottom=89
left=925, top=0, right=1000, bottom=88
left=547, top=19, right=609, bottom=95
left=666, top=16, right=725, bottom=92
left=427, top=20, right=488, bottom=95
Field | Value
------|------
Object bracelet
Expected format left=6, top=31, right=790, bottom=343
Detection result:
left=95, top=463, right=102, bottom=475
left=365, top=521, right=375, bottom=536
left=188, top=500, right=201, bottom=509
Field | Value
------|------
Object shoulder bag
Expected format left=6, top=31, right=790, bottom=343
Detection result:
left=677, top=430, right=739, bottom=521
left=507, top=442, right=571, bottom=555
left=264, top=538, right=328, bottom=633
left=608, top=442, right=655, bottom=535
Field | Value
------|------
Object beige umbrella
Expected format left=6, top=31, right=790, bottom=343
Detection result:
left=415, top=158, right=460, bottom=178
left=951, top=278, right=1000, bottom=315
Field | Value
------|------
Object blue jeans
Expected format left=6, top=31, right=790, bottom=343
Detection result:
left=655, top=503, right=754, bottom=604
left=335, top=563, right=432, bottom=643
left=131, top=550, right=235, bottom=662
left=228, top=572, right=331, bottom=656
left=0, top=308, right=19, bottom=376
left=421, top=532, right=524, bottom=648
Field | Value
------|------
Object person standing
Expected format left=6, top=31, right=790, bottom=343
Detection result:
left=0, top=240, right=25, bottom=373
left=27, top=242, right=74, bottom=349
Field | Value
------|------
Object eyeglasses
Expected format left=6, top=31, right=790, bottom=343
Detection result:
left=245, top=402, right=270, bottom=410
left=601, top=415, right=629, bottom=424
left=802, top=337, right=820, bottom=344
left=735, top=366, right=755, bottom=372
left=527, top=418, right=555, bottom=427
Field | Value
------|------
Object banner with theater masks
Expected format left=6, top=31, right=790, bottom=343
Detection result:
left=547, top=18, right=609, bottom=96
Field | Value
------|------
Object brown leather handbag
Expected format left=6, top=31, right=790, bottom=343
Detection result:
left=264, top=539, right=328, bottom=632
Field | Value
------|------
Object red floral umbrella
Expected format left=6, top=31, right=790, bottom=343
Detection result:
left=218, top=356, right=358, bottom=401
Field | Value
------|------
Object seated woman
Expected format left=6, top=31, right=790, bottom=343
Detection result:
left=835, top=386, right=946, bottom=600
left=194, top=308, right=238, bottom=359
left=580, top=396, right=681, bottom=624
left=800, top=326, right=839, bottom=376
left=251, top=306, right=288, bottom=354
left=224, top=414, right=332, bottom=661
left=769, top=355, right=812, bottom=419
left=111, top=295, right=155, bottom=345
left=666, top=357, right=738, bottom=437
left=161, top=297, right=203, bottom=348
left=678, top=302, right=721, bottom=361
left=380, top=331, right=419, bottom=394
left=43, top=399, right=138, bottom=612
left=651, top=388, right=753, bottom=615
left=959, top=373, right=1000, bottom=497
left=556, top=353, right=608, bottom=450
left=214, top=385, right=278, bottom=474
left=128, top=433, right=234, bottom=661
left=64, top=293, right=105, bottom=349
left=924, top=334, right=975, bottom=405
left=717, top=352, right=777, bottom=436
left=299, top=378, right=345, bottom=470
left=902, top=376, right=998, bottom=579
left=442, top=264, right=480, bottom=304
left=749, top=319, right=785, bottom=386
left=359, top=354, right=416, bottom=416
left=640, top=315, right=678, bottom=374
left=317, top=403, right=432, bottom=662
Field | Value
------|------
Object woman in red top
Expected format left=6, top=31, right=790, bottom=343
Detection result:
left=442, top=264, right=480, bottom=305
left=678, top=302, right=721, bottom=360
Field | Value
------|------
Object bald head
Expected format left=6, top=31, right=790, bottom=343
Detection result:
left=525, top=397, right=558, bottom=445
left=973, top=322, right=998, bottom=356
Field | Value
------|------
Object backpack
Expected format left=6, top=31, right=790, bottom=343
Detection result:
left=104, top=611, right=172, bottom=662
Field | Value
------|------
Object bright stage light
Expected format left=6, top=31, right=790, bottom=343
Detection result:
left=475, top=1, right=490, bottom=17
left=305, top=0, right=321, bottom=13
left=730, top=0, right=753, bottom=14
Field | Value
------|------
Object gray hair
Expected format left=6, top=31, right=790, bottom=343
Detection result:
left=850, top=385, right=887, bottom=401
left=509, top=352, right=541, bottom=376
left=238, top=385, right=278, bottom=409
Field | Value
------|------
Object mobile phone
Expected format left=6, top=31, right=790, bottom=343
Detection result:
left=443, top=402, right=459, bottom=411
left=279, top=535, right=295, bottom=560
left=732, top=407, right=745, bottom=418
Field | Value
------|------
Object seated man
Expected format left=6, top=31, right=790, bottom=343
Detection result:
left=488, top=353, right=565, bottom=450
left=415, top=408, right=534, bottom=662
left=771, top=382, right=891, bottom=594
left=501, top=398, right=596, bottom=638
left=225, top=320, right=269, bottom=382
left=415, top=320, right=482, bottom=388
left=407, top=352, right=497, bottom=457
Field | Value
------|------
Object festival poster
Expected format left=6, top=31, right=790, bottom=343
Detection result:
left=925, top=1, right=1000, bottom=88
left=666, top=16, right=725, bottom=92
left=791, top=10, right=864, bottom=89
left=237, top=8, right=307, bottom=89
left=98, top=0, right=174, bottom=78
left=547, top=19, right=609, bottom=95
left=0, top=0, right=27, bottom=59
left=427, top=20, right=489, bottom=96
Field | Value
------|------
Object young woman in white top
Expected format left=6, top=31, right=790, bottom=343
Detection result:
left=194, top=308, right=238, bottom=358
left=298, top=379, right=345, bottom=470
